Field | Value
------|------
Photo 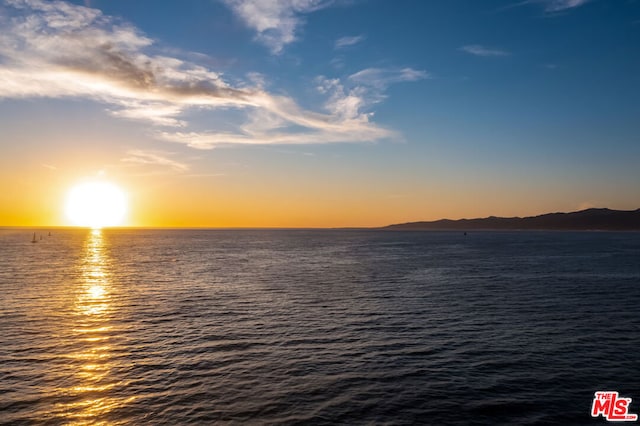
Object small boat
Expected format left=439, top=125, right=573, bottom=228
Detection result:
left=31, top=232, right=37, bottom=243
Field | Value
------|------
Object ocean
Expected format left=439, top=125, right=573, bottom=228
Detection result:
left=1, top=229, right=639, bottom=425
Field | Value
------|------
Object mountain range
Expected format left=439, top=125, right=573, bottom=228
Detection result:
left=382, top=208, right=640, bottom=231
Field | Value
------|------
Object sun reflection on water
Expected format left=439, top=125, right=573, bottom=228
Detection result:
left=77, top=230, right=110, bottom=317
left=52, top=229, right=133, bottom=424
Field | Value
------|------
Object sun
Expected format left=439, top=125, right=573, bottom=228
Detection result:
left=65, top=181, right=127, bottom=228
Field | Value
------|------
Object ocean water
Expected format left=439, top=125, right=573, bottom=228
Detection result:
left=1, top=229, right=639, bottom=425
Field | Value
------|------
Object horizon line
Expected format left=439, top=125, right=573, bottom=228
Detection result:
left=3, top=207, right=638, bottom=231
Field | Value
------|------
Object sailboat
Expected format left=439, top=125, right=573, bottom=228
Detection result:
left=31, top=232, right=37, bottom=243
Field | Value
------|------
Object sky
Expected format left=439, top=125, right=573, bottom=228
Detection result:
left=0, top=0, right=639, bottom=227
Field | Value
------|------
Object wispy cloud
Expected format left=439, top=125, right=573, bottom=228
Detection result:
left=158, top=126, right=392, bottom=149
left=507, top=0, right=591, bottom=13
left=161, top=67, right=429, bottom=149
left=459, top=45, right=510, bottom=57
left=121, top=150, right=189, bottom=172
left=0, top=0, right=419, bottom=149
left=221, top=0, right=332, bottom=54
left=348, top=67, right=429, bottom=89
left=335, top=35, right=365, bottom=49
left=543, top=0, right=590, bottom=12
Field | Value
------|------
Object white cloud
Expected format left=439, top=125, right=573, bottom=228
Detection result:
left=0, top=0, right=248, bottom=114
left=335, top=35, right=365, bottom=49
left=333, top=67, right=427, bottom=118
left=320, top=79, right=370, bottom=120
left=0, top=0, right=418, bottom=149
left=459, top=45, right=510, bottom=57
left=221, top=0, right=332, bottom=54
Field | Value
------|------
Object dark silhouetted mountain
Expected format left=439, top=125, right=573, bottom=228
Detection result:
left=382, top=208, right=640, bottom=231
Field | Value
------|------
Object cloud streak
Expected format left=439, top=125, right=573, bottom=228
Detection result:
left=221, top=0, right=332, bottom=54
left=507, top=0, right=591, bottom=13
left=335, top=35, right=365, bottom=49
left=543, top=0, right=590, bottom=11
left=459, top=45, right=510, bottom=57
left=0, top=0, right=422, bottom=149
left=349, top=67, right=429, bottom=89
left=121, top=150, right=189, bottom=172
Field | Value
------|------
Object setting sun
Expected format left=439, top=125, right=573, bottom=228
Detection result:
left=65, top=181, right=127, bottom=228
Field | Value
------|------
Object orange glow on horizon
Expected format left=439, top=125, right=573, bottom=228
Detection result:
left=1, top=165, right=636, bottom=229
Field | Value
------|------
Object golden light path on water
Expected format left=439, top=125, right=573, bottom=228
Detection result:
left=52, top=229, right=133, bottom=424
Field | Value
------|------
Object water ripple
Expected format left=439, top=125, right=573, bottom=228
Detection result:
left=1, top=229, right=639, bottom=424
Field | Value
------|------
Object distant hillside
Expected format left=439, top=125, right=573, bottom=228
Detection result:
left=382, top=208, right=640, bottom=231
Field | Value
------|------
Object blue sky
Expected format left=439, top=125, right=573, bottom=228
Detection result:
left=0, top=0, right=639, bottom=226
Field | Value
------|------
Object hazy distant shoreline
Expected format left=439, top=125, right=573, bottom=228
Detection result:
left=381, top=208, right=640, bottom=231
